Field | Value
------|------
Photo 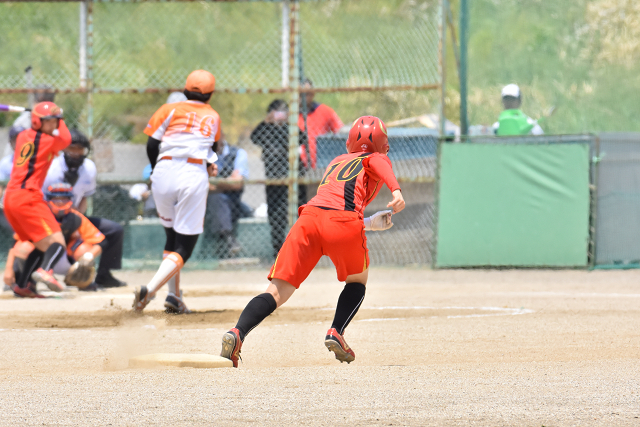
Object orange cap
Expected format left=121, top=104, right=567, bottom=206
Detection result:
left=185, top=70, right=216, bottom=94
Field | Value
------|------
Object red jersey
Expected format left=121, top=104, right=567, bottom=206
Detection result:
left=298, top=103, right=343, bottom=169
left=5, top=121, right=71, bottom=194
left=307, top=151, right=401, bottom=218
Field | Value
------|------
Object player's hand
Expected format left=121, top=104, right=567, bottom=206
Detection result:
left=207, top=163, right=218, bottom=177
left=387, top=189, right=405, bottom=214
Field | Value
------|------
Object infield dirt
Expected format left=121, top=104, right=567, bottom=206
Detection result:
left=0, top=268, right=638, bottom=426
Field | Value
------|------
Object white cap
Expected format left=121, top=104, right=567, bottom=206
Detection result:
left=501, top=84, right=520, bottom=98
left=166, top=92, right=187, bottom=104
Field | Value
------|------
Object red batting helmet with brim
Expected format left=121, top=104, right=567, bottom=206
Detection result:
left=31, top=101, right=63, bottom=131
left=346, top=115, right=389, bottom=154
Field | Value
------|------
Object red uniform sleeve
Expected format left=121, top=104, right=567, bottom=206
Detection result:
left=51, top=120, right=72, bottom=152
left=363, top=154, right=401, bottom=193
left=327, top=107, right=343, bottom=133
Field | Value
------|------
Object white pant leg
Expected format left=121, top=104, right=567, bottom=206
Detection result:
left=151, top=160, right=179, bottom=229
left=151, top=159, right=208, bottom=235
left=173, top=162, right=209, bottom=235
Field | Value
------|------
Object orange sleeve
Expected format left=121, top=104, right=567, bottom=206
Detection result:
left=76, top=212, right=105, bottom=245
left=363, top=154, right=401, bottom=193
left=144, top=104, right=173, bottom=138
left=215, top=117, right=222, bottom=142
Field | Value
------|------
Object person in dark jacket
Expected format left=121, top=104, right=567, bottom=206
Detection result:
left=250, top=99, right=307, bottom=258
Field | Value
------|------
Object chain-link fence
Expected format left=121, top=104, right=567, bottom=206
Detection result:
left=0, top=0, right=444, bottom=269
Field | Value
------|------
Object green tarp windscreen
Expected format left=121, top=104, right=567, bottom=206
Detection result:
left=436, top=143, right=590, bottom=267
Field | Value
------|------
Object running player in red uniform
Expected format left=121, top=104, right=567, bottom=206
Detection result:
left=220, top=116, right=405, bottom=367
left=3, top=101, right=72, bottom=296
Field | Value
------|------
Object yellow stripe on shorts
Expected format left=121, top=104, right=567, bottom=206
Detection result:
left=41, top=219, right=52, bottom=235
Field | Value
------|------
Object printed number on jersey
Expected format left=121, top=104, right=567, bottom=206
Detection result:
left=180, top=112, right=218, bottom=138
left=319, top=157, right=365, bottom=186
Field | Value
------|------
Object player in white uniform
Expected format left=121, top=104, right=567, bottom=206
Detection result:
left=133, top=70, right=220, bottom=314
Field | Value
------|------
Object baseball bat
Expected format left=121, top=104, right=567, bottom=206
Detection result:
left=0, top=104, right=29, bottom=113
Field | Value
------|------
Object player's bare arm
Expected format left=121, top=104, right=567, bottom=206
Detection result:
left=387, top=189, right=405, bottom=213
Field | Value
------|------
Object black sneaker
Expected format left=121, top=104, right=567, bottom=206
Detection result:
left=95, top=272, right=127, bottom=288
left=79, top=282, right=100, bottom=292
left=164, top=292, right=191, bottom=314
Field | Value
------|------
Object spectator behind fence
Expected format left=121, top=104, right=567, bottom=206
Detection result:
left=493, top=84, right=544, bottom=136
left=42, top=129, right=127, bottom=289
left=128, top=164, right=157, bottom=218
left=298, top=78, right=344, bottom=169
left=251, top=99, right=307, bottom=258
left=204, top=136, right=249, bottom=258
left=0, top=126, right=23, bottom=234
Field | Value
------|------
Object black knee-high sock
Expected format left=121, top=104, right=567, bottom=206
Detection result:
left=235, top=293, right=277, bottom=341
left=41, top=243, right=65, bottom=272
left=16, top=249, right=43, bottom=289
left=331, top=282, right=366, bottom=335
left=13, top=257, right=26, bottom=282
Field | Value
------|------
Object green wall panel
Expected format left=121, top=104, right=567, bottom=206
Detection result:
left=436, top=143, right=590, bottom=267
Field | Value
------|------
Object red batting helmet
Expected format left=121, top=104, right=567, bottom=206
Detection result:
left=345, top=116, right=389, bottom=154
left=31, top=101, right=63, bottom=131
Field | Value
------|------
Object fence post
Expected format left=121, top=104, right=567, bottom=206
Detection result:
left=281, top=2, right=290, bottom=88
left=79, top=1, right=87, bottom=89
left=86, top=0, right=94, bottom=141
left=459, top=0, right=468, bottom=136
left=287, top=0, right=300, bottom=228
left=439, top=0, right=447, bottom=137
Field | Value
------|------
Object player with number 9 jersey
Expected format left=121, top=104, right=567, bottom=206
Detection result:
left=4, top=102, right=71, bottom=243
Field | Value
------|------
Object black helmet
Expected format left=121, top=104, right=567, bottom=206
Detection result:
left=64, top=129, right=90, bottom=170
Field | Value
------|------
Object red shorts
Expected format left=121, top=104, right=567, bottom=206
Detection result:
left=268, top=206, right=369, bottom=288
left=4, top=189, right=61, bottom=243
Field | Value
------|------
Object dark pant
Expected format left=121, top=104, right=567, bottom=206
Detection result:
left=88, top=217, right=123, bottom=275
left=266, top=185, right=307, bottom=258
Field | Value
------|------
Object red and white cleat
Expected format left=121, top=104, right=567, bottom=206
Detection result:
left=324, top=328, right=356, bottom=364
left=12, top=283, right=44, bottom=299
left=220, top=328, right=243, bottom=368
left=31, top=268, right=64, bottom=292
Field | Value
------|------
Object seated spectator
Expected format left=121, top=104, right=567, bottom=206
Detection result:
left=251, top=99, right=307, bottom=258
left=0, top=126, right=23, bottom=234
left=203, top=136, right=249, bottom=258
left=129, top=164, right=157, bottom=218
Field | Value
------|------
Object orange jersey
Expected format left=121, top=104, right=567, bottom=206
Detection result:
left=5, top=121, right=71, bottom=194
left=307, top=151, right=401, bottom=218
left=144, top=100, right=221, bottom=163
left=66, top=209, right=105, bottom=246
